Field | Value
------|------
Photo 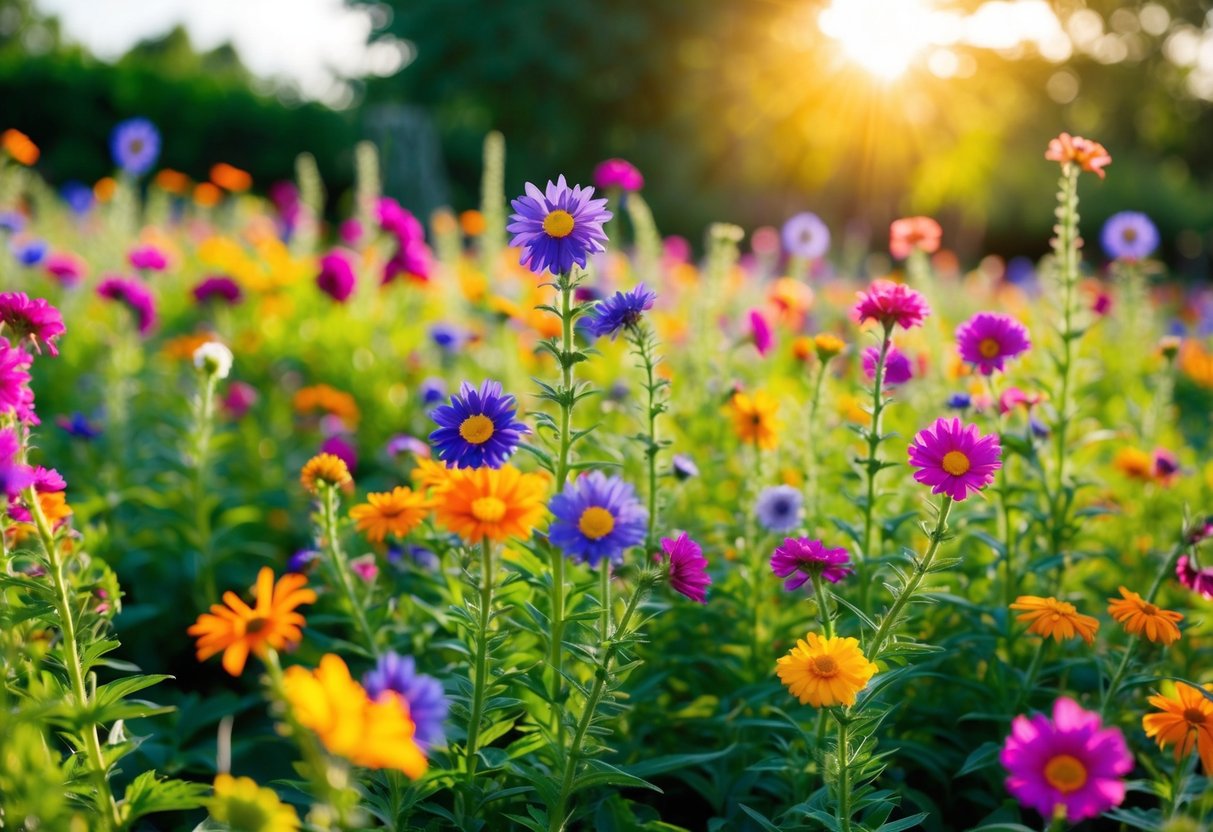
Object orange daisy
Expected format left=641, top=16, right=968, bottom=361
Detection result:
left=1143, top=683, right=1213, bottom=775
left=301, top=453, right=352, bottom=494
left=349, top=487, right=433, bottom=543
left=729, top=390, right=780, bottom=450
left=1010, top=595, right=1100, bottom=645
left=410, top=457, right=453, bottom=492
left=188, top=567, right=316, bottom=676
left=1107, top=586, right=1183, bottom=646
left=432, top=465, right=547, bottom=543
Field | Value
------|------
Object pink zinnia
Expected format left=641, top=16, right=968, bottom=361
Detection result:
left=593, top=158, right=644, bottom=192
left=956, top=313, right=1031, bottom=376
left=192, top=276, right=242, bottom=306
left=889, top=216, right=942, bottom=260
left=383, top=239, right=433, bottom=284
left=1176, top=554, right=1213, bottom=599
left=317, top=249, right=357, bottom=302
left=853, top=280, right=930, bottom=331
left=97, top=277, right=157, bottom=336
left=908, top=417, right=1002, bottom=502
left=1001, top=697, right=1131, bottom=822
left=0, top=292, right=65, bottom=356
left=748, top=309, right=773, bottom=356
left=376, top=197, right=424, bottom=242
left=340, top=218, right=364, bottom=246
left=221, top=382, right=258, bottom=419
left=998, top=387, right=1040, bottom=414
left=1045, top=133, right=1112, bottom=180
left=862, top=345, right=912, bottom=386
left=351, top=554, right=379, bottom=583
left=659, top=532, right=710, bottom=604
left=128, top=245, right=168, bottom=272
left=770, top=537, right=852, bottom=590
left=0, top=342, right=33, bottom=418
left=44, top=252, right=86, bottom=286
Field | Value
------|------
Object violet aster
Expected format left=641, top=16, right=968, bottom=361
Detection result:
left=853, top=280, right=930, bottom=331
left=549, top=471, right=648, bottom=566
left=192, top=276, right=242, bottom=306
left=362, top=651, right=449, bottom=751
left=781, top=212, right=831, bottom=260
left=110, top=118, right=161, bottom=176
left=507, top=175, right=612, bottom=275
left=0, top=292, right=65, bottom=356
left=1101, top=211, right=1158, bottom=261
left=863, top=345, right=912, bottom=386
left=317, top=249, right=356, bottom=302
left=659, top=532, right=710, bottom=603
left=908, top=417, right=1002, bottom=502
left=584, top=284, right=657, bottom=339
left=98, top=277, right=157, bottom=335
left=770, top=537, right=852, bottom=589
left=1000, top=697, right=1132, bottom=822
left=429, top=380, right=529, bottom=469
left=671, top=454, right=699, bottom=480
left=419, top=377, right=446, bottom=405
left=755, top=485, right=803, bottom=533
left=956, top=312, right=1031, bottom=376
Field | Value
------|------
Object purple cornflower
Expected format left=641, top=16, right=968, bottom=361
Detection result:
left=56, top=412, right=101, bottom=440
left=593, top=158, right=645, bottom=192
left=429, top=380, right=528, bottom=469
left=97, top=277, right=156, bottom=335
left=1101, top=211, right=1158, bottom=261
left=192, top=276, right=242, bottom=306
left=13, top=238, right=47, bottom=267
left=946, top=392, right=972, bottom=411
left=754, top=485, right=803, bottom=533
left=956, top=312, right=1031, bottom=376
left=770, top=537, right=852, bottom=589
left=908, top=417, right=1002, bottom=502
left=659, top=532, right=710, bottom=603
left=671, top=454, right=699, bottom=480
left=362, top=651, right=449, bottom=751
left=507, top=176, right=612, bottom=275
left=110, top=118, right=161, bottom=176
left=549, top=471, right=648, bottom=566
left=430, top=323, right=465, bottom=351
left=419, top=378, right=447, bottom=406
left=317, top=249, right=357, bottom=302
left=584, top=284, right=657, bottom=339
left=863, top=345, right=912, bottom=386
left=62, top=182, right=93, bottom=215
left=0, top=293, right=65, bottom=356
left=781, top=212, right=831, bottom=260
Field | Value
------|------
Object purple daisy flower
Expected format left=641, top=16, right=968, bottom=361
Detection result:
left=584, top=284, right=657, bottom=339
left=430, top=322, right=465, bottom=351
left=755, top=485, right=803, bottom=533
left=0, top=292, right=65, bottom=356
left=854, top=280, right=930, bottom=331
left=770, top=537, right=852, bottom=589
left=317, top=249, right=356, bottom=302
left=192, top=276, right=242, bottom=306
left=908, top=417, right=1002, bottom=502
left=362, top=651, right=449, bottom=751
left=781, top=212, right=831, bottom=260
left=956, top=312, right=1031, bottom=376
left=419, top=377, right=447, bottom=405
left=659, top=532, right=710, bottom=603
left=110, top=118, right=161, bottom=176
left=97, top=277, right=157, bottom=336
left=549, top=471, right=648, bottom=566
left=507, top=175, right=612, bottom=275
left=429, top=380, right=529, bottom=469
left=1000, top=697, right=1132, bottom=822
left=1101, top=211, right=1159, bottom=261
left=863, top=345, right=912, bottom=386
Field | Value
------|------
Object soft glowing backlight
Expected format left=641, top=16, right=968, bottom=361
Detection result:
left=818, top=0, right=937, bottom=80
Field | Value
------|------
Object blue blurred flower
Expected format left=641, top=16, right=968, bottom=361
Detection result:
left=549, top=471, right=648, bottom=566
left=781, top=212, right=830, bottom=260
left=419, top=377, right=447, bottom=405
left=0, top=212, right=24, bottom=234
left=755, top=485, right=803, bottom=532
left=56, top=412, right=101, bottom=440
left=287, top=549, right=319, bottom=574
left=429, top=323, right=465, bottom=351
left=388, top=544, right=439, bottom=571
left=672, top=453, right=699, bottom=480
left=110, top=118, right=161, bottom=176
left=946, top=392, right=972, bottom=411
left=429, top=380, right=529, bottom=469
left=12, top=238, right=48, bottom=267
left=61, top=181, right=94, bottom=215
left=362, top=651, right=448, bottom=750
left=584, top=284, right=657, bottom=340
left=1101, top=211, right=1159, bottom=261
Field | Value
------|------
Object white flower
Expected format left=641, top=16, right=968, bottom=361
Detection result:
left=193, top=341, right=233, bottom=379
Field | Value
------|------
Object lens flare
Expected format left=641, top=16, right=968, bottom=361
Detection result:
left=818, top=0, right=938, bottom=80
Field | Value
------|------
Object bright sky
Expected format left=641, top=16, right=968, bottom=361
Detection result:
left=35, top=0, right=406, bottom=104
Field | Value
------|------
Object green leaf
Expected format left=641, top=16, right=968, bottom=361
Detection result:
left=118, top=771, right=209, bottom=828
left=626, top=744, right=736, bottom=779
left=737, top=804, right=785, bottom=832
left=956, top=741, right=1002, bottom=777
left=878, top=813, right=928, bottom=832
left=571, top=760, right=661, bottom=796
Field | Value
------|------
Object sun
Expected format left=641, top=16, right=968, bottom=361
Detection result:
left=818, top=0, right=940, bottom=80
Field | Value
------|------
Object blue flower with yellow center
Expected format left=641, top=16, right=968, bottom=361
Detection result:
left=507, top=175, right=612, bottom=275
left=429, top=380, right=529, bottom=469
left=549, top=471, right=648, bottom=566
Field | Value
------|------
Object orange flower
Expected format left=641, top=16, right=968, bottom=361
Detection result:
left=1143, top=683, right=1213, bottom=775
left=813, top=333, right=845, bottom=361
left=153, top=169, right=191, bottom=194
left=1045, top=132, right=1111, bottom=179
left=1, top=129, right=39, bottom=165
left=1010, top=595, right=1099, bottom=645
left=1179, top=339, right=1213, bottom=389
left=729, top=390, right=780, bottom=450
left=293, top=384, right=360, bottom=428
left=460, top=209, right=486, bottom=236
left=349, top=487, right=433, bottom=543
left=301, top=454, right=352, bottom=494
left=1107, top=586, right=1182, bottom=645
left=432, top=465, right=547, bottom=543
left=210, top=163, right=252, bottom=192
left=410, top=457, right=453, bottom=492
left=1113, top=447, right=1153, bottom=481
left=889, top=216, right=942, bottom=259
left=194, top=182, right=223, bottom=207
left=94, top=177, right=117, bottom=203
left=36, top=491, right=72, bottom=529
left=162, top=333, right=220, bottom=361
left=791, top=336, right=815, bottom=363
left=188, top=567, right=316, bottom=676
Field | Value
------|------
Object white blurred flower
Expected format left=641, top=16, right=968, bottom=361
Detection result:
left=193, top=341, right=233, bottom=379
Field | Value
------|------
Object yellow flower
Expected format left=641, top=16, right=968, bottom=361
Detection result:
left=729, top=390, right=780, bottom=450
left=813, top=333, right=845, bottom=361
left=349, top=487, right=433, bottom=543
left=300, top=454, right=352, bottom=494
left=1143, top=682, right=1213, bottom=775
left=1010, top=595, right=1099, bottom=645
left=1107, top=586, right=1183, bottom=645
left=207, top=774, right=300, bottom=832
left=188, top=568, right=316, bottom=676
left=776, top=633, right=877, bottom=708
left=432, top=465, right=547, bottom=543
left=1113, top=447, right=1153, bottom=481
left=283, top=654, right=427, bottom=778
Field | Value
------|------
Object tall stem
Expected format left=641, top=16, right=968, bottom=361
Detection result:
left=319, top=484, right=376, bottom=655
left=812, top=575, right=834, bottom=639
left=835, top=715, right=852, bottom=832
left=805, top=361, right=828, bottom=522
left=858, top=326, right=893, bottom=609
left=194, top=372, right=219, bottom=605
left=465, top=537, right=494, bottom=783
left=548, top=273, right=576, bottom=737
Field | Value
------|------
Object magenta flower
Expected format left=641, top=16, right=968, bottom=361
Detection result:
left=340, top=218, right=364, bottom=247
left=97, top=277, right=157, bottom=335
left=749, top=309, right=773, bottom=356
left=317, top=249, right=357, bottom=302
left=0, top=342, right=33, bottom=418
left=593, top=158, right=644, bottom=192
left=44, top=252, right=85, bottom=287
left=0, top=427, right=34, bottom=498
left=908, top=417, right=1001, bottom=502
left=128, top=245, right=168, bottom=272
left=956, top=312, right=1031, bottom=375
left=383, top=239, right=433, bottom=284
left=1152, top=447, right=1180, bottom=484
left=376, top=198, right=424, bottom=242
left=192, top=276, right=242, bottom=306
left=321, top=434, right=358, bottom=473
left=1176, top=554, right=1213, bottom=599
left=770, top=537, right=852, bottom=589
left=0, top=292, right=65, bottom=356
left=659, top=532, right=710, bottom=604
left=862, top=345, right=912, bottom=386
left=221, top=382, right=258, bottom=420
left=1001, top=697, right=1132, bottom=822
left=853, top=280, right=930, bottom=331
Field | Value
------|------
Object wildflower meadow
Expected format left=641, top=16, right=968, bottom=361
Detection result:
left=0, top=115, right=1211, bottom=832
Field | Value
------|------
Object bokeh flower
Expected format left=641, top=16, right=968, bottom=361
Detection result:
left=747, top=309, right=773, bottom=356
left=770, top=537, right=852, bottom=589
left=192, top=276, right=242, bottom=306
left=1010, top=595, right=1099, bottom=645
left=854, top=280, right=930, bottom=331
left=1045, top=132, right=1111, bottom=179
left=956, top=312, right=1031, bottom=376
left=0, top=427, right=34, bottom=498
left=781, top=212, right=830, bottom=260
left=429, top=380, right=529, bottom=469
left=593, top=158, right=644, bottom=192
left=507, top=176, right=612, bottom=275
left=110, top=118, right=161, bottom=176
left=0, top=292, right=64, bottom=356
left=1001, top=697, right=1131, bottom=821
left=1101, top=211, right=1158, bottom=261
left=671, top=454, right=699, bottom=480
left=0, top=341, right=32, bottom=418
left=1176, top=554, right=1213, bottom=599
left=432, top=464, right=547, bottom=543
left=193, top=342, right=233, bottom=379
left=1113, top=447, right=1152, bottom=481
left=863, top=345, right=912, bottom=386
left=317, top=249, right=356, bottom=303
left=362, top=651, right=449, bottom=750
left=129, top=245, right=168, bottom=272
left=889, top=216, right=942, bottom=259
left=584, top=284, right=657, bottom=339
left=659, top=532, right=710, bottom=603
left=729, top=390, right=780, bottom=449
left=97, top=277, right=157, bottom=335
left=206, top=774, right=299, bottom=832
left=300, top=453, right=352, bottom=494
left=908, top=417, right=1001, bottom=501
left=188, top=567, right=316, bottom=676
left=1142, top=682, right=1213, bottom=775
left=1107, top=586, right=1182, bottom=645
left=549, top=471, right=647, bottom=566
left=754, top=485, right=803, bottom=533
left=1, top=128, right=39, bottom=166
left=776, top=633, right=877, bottom=708
left=349, top=487, right=432, bottom=543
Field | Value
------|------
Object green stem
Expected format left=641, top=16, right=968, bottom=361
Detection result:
left=812, top=574, right=834, bottom=639
left=599, top=561, right=611, bottom=638
left=549, top=272, right=577, bottom=739
left=1012, top=639, right=1045, bottom=714
left=319, top=484, right=376, bottom=655
left=867, top=497, right=954, bottom=659
left=1146, top=541, right=1186, bottom=604
left=805, top=361, right=828, bottom=522
left=194, top=372, right=219, bottom=605
left=836, top=715, right=852, bottom=832
left=858, top=326, right=894, bottom=610
left=465, top=537, right=494, bottom=783
left=635, top=326, right=662, bottom=552
left=1099, top=638, right=1137, bottom=721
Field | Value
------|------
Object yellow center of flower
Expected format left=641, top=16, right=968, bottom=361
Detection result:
left=978, top=337, right=1001, bottom=359
left=941, top=450, right=971, bottom=476
left=1043, top=754, right=1088, bottom=794
left=1183, top=707, right=1207, bottom=725
left=471, top=496, right=507, bottom=523
left=459, top=414, right=495, bottom=445
left=578, top=506, right=616, bottom=540
left=811, top=655, right=840, bottom=677
left=543, top=209, right=575, bottom=238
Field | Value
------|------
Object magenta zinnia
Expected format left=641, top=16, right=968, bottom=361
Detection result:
left=956, top=312, right=1031, bottom=376
left=770, top=537, right=852, bottom=589
left=908, top=417, right=1001, bottom=501
left=853, top=280, right=930, bottom=331
left=659, top=532, right=710, bottom=604
left=0, top=292, right=65, bottom=356
left=1000, top=697, right=1132, bottom=822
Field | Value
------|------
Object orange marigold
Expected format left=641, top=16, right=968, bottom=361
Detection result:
left=1010, top=595, right=1099, bottom=645
left=1143, top=682, right=1213, bottom=775
left=349, top=487, right=432, bottom=543
left=432, top=465, right=547, bottom=543
left=293, top=384, right=361, bottom=427
left=301, top=453, right=352, bottom=494
left=1113, top=447, right=1153, bottom=481
left=1107, top=586, right=1182, bottom=645
left=410, top=457, right=453, bottom=492
left=729, top=390, right=780, bottom=450
left=1, top=129, right=39, bottom=165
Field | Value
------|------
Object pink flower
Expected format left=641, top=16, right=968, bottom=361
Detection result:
left=383, top=239, right=433, bottom=284
left=351, top=554, right=379, bottom=583
left=908, top=417, right=1002, bottom=502
left=44, top=252, right=86, bottom=286
left=593, top=158, right=644, bottom=192
left=340, top=218, right=364, bottom=247
left=221, top=382, right=258, bottom=419
left=659, top=533, right=710, bottom=604
left=0, top=427, right=34, bottom=497
left=1152, top=448, right=1180, bottom=485
left=1176, top=554, right=1213, bottom=599
left=748, top=309, right=773, bottom=356
left=1045, top=133, right=1112, bottom=179
left=853, top=280, right=930, bottom=331
left=192, top=276, right=242, bottom=306
left=128, top=245, right=168, bottom=272
left=998, top=387, right=1040, bottom=414
left=0, top=292, right=65, bottom=356
left=97, top=277, right=157, bottom=336
left=862, top=345, right=912, bottom=386
left=1001, top=697, right=1131, bottom=821
left=0, top=342, right=33, bottom=420
left=317, top=249, right=357, bottom=303
left=956, top=312, right=1031, bottom=376
left=376, top=198, right=424, bottom=242
left=770, top=537, right=852, bottom=589
left=889, top=216, right=942, bottom=260
left=321, top=434, right=357, bottom=473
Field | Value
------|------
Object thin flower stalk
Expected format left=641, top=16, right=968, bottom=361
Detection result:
left=191, top=369, right=220, bottom=605
left=804, top=358, right=829, bottom=522
left=857, top=325, right=894, bottom=606
left=318, top=483, right=377, bottom=655
left=465, top=537, right=495, bottom=783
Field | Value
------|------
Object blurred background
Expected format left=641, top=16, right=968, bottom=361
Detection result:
left=2, top=0, right=1212, bottom=270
